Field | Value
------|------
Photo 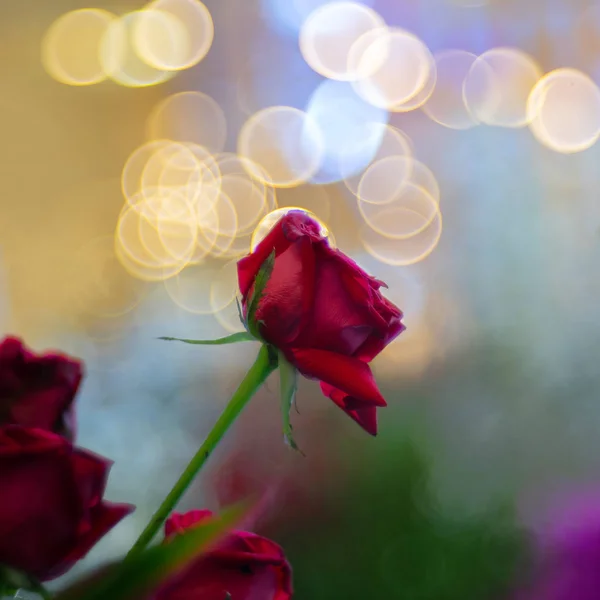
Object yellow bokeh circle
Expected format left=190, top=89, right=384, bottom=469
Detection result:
left=299, top=2, right=386, bottom=81
left=42, top=9, right=117, bottom=86
left=237, top=106, right=324, bottom=188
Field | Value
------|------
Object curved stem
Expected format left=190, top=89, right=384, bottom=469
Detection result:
left=126, top=344, right=276, bottom=560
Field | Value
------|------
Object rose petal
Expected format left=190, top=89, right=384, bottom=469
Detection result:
left=70, top=448, right=111, bottom=509
left=286, top=348, right=386, bottom=407
left=52, top=501, right=134, bottom=580
left=320, top=382, right=379, bottom=435
left=237, top=219, right=291, bottom=301
left=0, top=337, right=82, bottom=439
left=165, top=509, right=214, bottom=539
left=294, top=258, right=374, bottom=354
left=280, top=210, right=325, bottom=243
left=257, top=237, right=315, bottom=346
left=355, top=317, right=406, bottom=362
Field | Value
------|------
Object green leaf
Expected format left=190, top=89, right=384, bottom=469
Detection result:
left=246, top=250, right=276, bottom=339
left=278, top=351, right=304, bottom=455
left=56, top=503, right=248, bottom=600
left=158, top=332, right=255, bottom=345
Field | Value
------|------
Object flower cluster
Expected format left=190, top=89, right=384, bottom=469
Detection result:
left=0, top=337, right=133, bottom=582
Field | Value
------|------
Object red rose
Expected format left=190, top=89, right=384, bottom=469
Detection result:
left=0, top=425, right=134, bottom=581
left=0, top=336, right=82, bottom=440
left=237, top=210, right=404, bottom=435
left=152, top=510, right=293, bottom=600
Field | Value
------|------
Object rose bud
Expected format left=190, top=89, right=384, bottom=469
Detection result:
left=151, top=510, right=293, bottom=600
left=237, top=210, right=405, bottom=435
left=0, top=425, right=134, bottom=581
left=0, top=336, right=82, bottom=440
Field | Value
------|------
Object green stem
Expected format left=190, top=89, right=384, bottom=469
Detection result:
left=125, top=344, right=276, bottom=560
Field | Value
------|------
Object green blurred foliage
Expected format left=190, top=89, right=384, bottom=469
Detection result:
left=269, top=434, right=527, bottom=600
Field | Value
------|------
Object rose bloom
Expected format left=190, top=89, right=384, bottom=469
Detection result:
left=0, top=425, right=134, bottom=581
left=151, top=510, right=292, bottom=600
left=515, top=488, right=600, bottom=600
left=237, top=210, right=404, bottom=435
left=0, top=336, right=82, bottom=440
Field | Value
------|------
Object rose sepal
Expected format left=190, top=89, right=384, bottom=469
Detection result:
left=244, top=249, right=275, bottom=341
left=278, top=350, right=304, bottom=455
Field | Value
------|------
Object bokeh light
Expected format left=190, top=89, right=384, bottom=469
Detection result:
left=401, top=158, right=441, bottom=204
left=350, top=27, right=434, bottom=110
left=262, top=0, right=375, bottom=37
left=42, top=9, right=116, bottom=86
left=360, top=206, right=443, bottom=266
left=527, top=68, right=600, bottom=153
left=342, top=124, right=413, bottom=195
left=393, top=49, right=437, bottom=112
left=299, top=2, right=385, bottom=81
left=147, top=91, right=227, bottom=154
left=237, top=106, right=324, bottom=187
left=122, top=140, right=173, bottom=205
left=115, top=194, right=196, bottom=281
left=357, top=155, right=414, bottom=206
left=422, top=49, right=479, bottom=130
left=99, top=11, right=175, bottom=87
left=164, top=261, right=234, bottom=314
left=143, top=0, right=214, bottom=69
left=358, top=178, right=440, bottom=239
left=464, top=47, right=542, bottom=128
left=131, top=8, right=190, bottom=71
left=305, top=79, right=389, bottom=183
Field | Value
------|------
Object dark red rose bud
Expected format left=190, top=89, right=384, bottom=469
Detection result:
left=152, top=510, right=293, bottom=600
left=0, top=425, right=134, bottom=581
left=0, top=336, right=83, bottom=440
left=237, top=210, right=405, bottom=435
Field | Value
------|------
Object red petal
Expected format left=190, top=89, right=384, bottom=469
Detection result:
left=294, top=256, right=373, bottom=354
left=237, top=210, right=328, bottom=301
left=51, top=501, right=134, bottom=580
left=355, top=317, right=406, bottom=362
left=236, top=218, right=291, bottom=300
left=70, top=448, right=111, bottom=509
left=321, top=382, right=380, bottom=435
left=256, top=236, right=315, bottom=346
left=286, top=348, right=386, bottom=407
left=165, top=509, right=214, bottom=539
left=0, top=425, right=66, bottom=456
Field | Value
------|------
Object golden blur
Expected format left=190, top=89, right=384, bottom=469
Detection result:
left=5, top=0, right=600, bottom=376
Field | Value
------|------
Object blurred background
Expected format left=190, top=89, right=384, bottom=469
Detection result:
left=3, top=0, right=600, bottom=597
